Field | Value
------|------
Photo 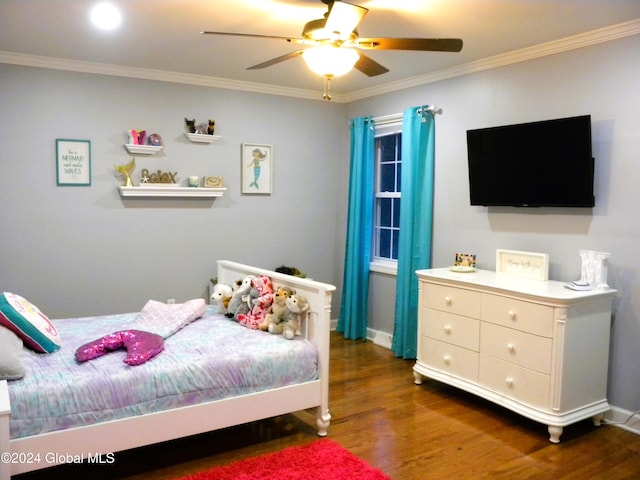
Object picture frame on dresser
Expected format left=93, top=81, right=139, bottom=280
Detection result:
left=496, top=249, right=549, bottom=281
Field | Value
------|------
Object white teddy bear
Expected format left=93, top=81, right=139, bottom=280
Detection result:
left=210, top=282, right=234, bottom=314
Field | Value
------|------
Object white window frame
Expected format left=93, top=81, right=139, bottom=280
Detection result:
left=370, top=116, right=402, bottom=276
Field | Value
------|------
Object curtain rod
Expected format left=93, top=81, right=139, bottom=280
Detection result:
left=373, top=105, right=443, bottom=126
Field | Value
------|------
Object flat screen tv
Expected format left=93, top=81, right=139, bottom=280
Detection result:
left=466, top=115, right=594, bottom=207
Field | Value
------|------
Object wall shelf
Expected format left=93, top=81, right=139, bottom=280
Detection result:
left=184, top=133, right=221, bottom=144
left=124, top=144, right=164, bottom=155
left=118, top=185, right=226, bottom=198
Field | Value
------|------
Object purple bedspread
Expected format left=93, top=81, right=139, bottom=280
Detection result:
left=8, top=306, right=318, bottom=439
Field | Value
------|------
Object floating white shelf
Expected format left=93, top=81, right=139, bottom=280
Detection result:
left=118, top=185, right=226, bottom=198
left=124, top=144, right=164, bottom=155
left=184, top=133, right=221, bottom=143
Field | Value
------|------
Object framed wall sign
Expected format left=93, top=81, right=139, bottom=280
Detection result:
left=496, top=249, right=549, bottom=281
left=56, top=139, right=91, bottom=186
left=241, top=143, right=272, bottom=194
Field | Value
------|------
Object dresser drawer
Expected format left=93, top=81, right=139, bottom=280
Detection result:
left=419, top=337, right=479, bottom=382
left=480, top=322, right=552, bottom=374
left=422, top=283, right=482, bottom=318
left=481, top=294, right=554, bottom=337
left=422, top=308, right=480, bottom=351
left=479, top=355, right=550, bottom=409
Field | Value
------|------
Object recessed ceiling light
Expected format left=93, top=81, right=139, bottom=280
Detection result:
left=90, top=2, right=122, bottom=30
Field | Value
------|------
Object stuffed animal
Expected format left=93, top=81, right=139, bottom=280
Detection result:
left=260, top=286, right=294, bottom=331
left=210, top=281, right=234, bottom=314
left=225, top=275, right=255, bottom=319
left=280, top=294, right=309, bottom=340
left=237, top=275, right=274, bottom=330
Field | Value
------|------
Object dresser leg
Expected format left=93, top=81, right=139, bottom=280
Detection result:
left=413, top=370, right=424, bottom=385
left=548, top=425, right=563, bottom=443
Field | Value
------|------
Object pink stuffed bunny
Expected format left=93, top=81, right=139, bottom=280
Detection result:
left=237, top=275, right=274, bottom=330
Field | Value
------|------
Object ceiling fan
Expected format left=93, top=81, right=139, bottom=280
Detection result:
left=201, top=0, right=463, bottom=99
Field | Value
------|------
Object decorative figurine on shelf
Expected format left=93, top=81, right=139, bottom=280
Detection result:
left=147, top=133, right=163, bottom=146
left=128, top=129, right=147, bottom=145
left=185, top=118, right=196, bottom=134
left=185, top=117, right=216, bottom=135
left=115, top=158, right=136, bottom=187
left=140, top=168, right=178, bottom=184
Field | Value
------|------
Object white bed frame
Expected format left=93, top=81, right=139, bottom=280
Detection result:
left=0, top=260, right=335, bottom=478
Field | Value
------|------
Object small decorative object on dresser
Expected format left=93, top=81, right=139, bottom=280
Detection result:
left=413, top=267, right=616, bottom=443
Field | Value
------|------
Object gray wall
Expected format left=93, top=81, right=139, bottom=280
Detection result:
left=1, top=32, right=639, bottom=416
left=348, top=34, right=640, bottom=413
left=0, top=65, right=349, bottom=318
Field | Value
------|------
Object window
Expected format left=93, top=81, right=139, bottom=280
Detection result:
left=372, top=122, right=402, bottom=273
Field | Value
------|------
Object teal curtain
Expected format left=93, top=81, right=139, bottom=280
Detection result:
left=392, top=106, right=436, bottom=358
left=337, top=116, right=375, bottom=340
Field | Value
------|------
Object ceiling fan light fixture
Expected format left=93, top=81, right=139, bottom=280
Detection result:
left=302, top=45, right=359, bottom=77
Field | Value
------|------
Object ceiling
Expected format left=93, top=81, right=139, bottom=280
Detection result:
left=1, top=0, right=639, bottom=101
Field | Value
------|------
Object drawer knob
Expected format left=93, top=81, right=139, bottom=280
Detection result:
left=444, top=296, right=452, bottom=305
left=444, top=324, right=452, bottom=334
left=506, top=377, right=514, bottom=387
left=508, top=310, right=516, bottom=320
left=507, top=343, right=515, bottom=352
left=443, top=354, right=451, bottom=365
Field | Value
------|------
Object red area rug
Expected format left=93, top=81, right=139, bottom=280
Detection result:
left=176, top=439, right=391, bottom=480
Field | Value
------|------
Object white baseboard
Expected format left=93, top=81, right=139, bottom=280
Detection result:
left=368, top=328, right=393, bottom=349
left=328, top=321, right=393, bottom=349
left=603, top=405, right=640, bottom=436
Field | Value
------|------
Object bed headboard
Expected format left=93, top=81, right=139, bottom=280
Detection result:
left=216, top=260, right=336, bottom=345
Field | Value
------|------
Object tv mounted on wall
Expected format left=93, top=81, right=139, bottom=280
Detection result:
left=466, top=115, right=594, bottom=207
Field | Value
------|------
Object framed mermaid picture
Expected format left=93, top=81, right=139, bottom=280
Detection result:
left=241, top=143, right=273, bottom=194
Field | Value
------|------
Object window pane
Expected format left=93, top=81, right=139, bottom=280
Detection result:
left=379, top=198, right=392, bottom=227
left=392, top=198, right=401, bottom=228
left=380, top=164, right=396, bottom=192
left=380, top=136, right=396, bottom=163
left=378, top=228, right=391, bottom=258
left=396, top=162, right=402, bottom=191
left=392, top=229, right=399, bottom=260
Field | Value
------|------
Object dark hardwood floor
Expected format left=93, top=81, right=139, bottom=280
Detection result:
left=16, top=332, right=640, bottom=479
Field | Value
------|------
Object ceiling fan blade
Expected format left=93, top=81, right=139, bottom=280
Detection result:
left=356, top=37, right=463, bottom=52
left=324, top=1, right=368, bottom=41
left=354, top=53, right=389, bottom=77
left=201, top=31, right=295, bottom=41
left=246, top=50, right=305, bottom=70
left=201, top=31, right=317, bottom=46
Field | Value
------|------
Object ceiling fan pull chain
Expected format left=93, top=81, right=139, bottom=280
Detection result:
left=323, top=75, right=333, bottom=101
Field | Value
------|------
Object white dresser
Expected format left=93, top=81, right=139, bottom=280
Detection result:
left=413, top=268, right=616, bottom=443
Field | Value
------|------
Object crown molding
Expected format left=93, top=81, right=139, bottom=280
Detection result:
left=345, top=18, right=640, bottom=102
left=1, top=19, right=638, bottom=105
left=0, top=50, right=344, bottom=102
